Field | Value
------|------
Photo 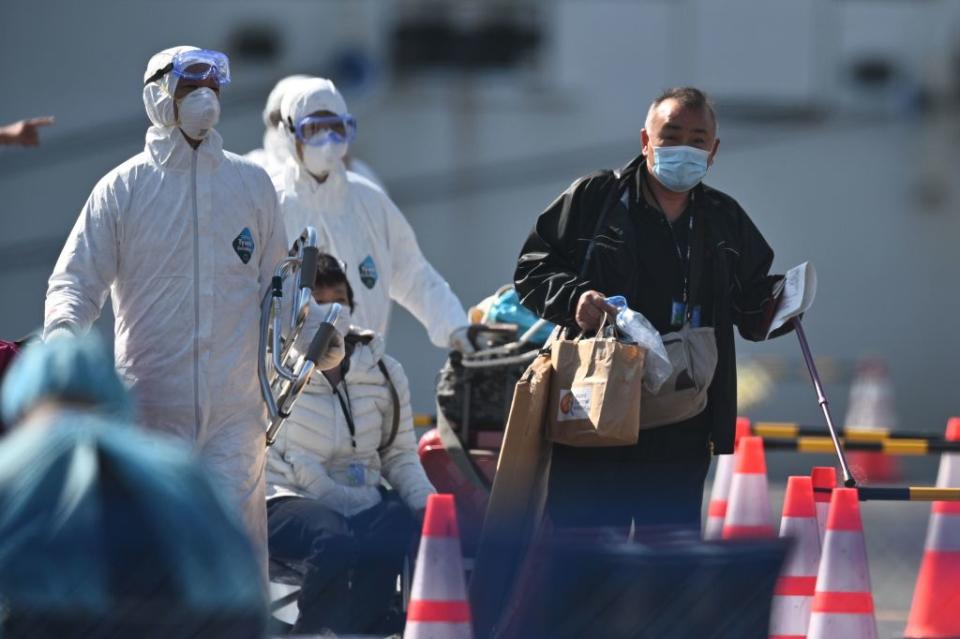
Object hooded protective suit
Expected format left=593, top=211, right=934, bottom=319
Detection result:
left=245, top=74, right=311, bottom=178
left=275, top=78, right=468, bottom=348
left=43, top=46, right=344, bottom=571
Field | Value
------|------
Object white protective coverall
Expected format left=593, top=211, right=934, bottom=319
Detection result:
left=43, top=46, right=344, bottom=570
left=245, top=74, right=311, bottom=179
left=346, top=156, right=387, bottom=193
left=275, top=79, right=468, bottom=348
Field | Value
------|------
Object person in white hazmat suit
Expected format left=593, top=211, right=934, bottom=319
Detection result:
left=43, top=46, right=346, bottom=572
left=247, top=74, right=388, bottom=192
left=245, top=74, right=311, bottom=179
left=273, top=78, right=472, bottom=350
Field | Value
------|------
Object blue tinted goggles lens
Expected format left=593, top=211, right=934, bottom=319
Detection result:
left=294, top=114, right=357, bottom=146
left=172, top=49, right=231, bottom=85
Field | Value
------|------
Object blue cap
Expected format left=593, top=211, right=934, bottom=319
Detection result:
left=1, top=333, right=132, bottom=425
left=606, top=295, right=627, bottom=310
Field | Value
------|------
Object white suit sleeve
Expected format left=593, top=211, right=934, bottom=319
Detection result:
left=379, top=355, right=436, bottom=511
left=258, top=184, right=291, bottom=306
left=44, top=176, right=123, bottom=338
left=383, top=198, right=468, bottom=348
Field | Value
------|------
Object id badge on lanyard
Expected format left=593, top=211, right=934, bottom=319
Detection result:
left=347, top=461, right=366, bottom=486
left=670, top=213, right=701, bottom=328
left=670, top=301, right=686, bottom=328
left=670, top=302, right=702, bottom=328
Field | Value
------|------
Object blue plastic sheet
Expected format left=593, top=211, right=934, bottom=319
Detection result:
left=486, top=288, right=555, bottom=345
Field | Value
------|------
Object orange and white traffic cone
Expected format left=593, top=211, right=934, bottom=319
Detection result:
left=405, top=494, right=473, bottom=639
left=769, top=476, right=821, bottom=639
left=905, top=417, right=960, bottom=639
left=722, top=436, right=774, bottom=539
left=705, top=417, right=752, bottom=539
left=844, top=358, right=902, bottom=483
left=807, top=488, right=878, bottom=639
left=811, top=466, right=838, bottom=546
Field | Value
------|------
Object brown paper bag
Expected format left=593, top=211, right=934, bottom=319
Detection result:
left=470, top=353, right=553, bottom=638
left=547, top=336, right=645, bottom=447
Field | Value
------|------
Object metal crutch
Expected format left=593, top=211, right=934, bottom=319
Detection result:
left=257, top=226, right=342, bottom=446
left=793, top=317, right=960, bottom=501
left=792, top=317, right=858, bottom=487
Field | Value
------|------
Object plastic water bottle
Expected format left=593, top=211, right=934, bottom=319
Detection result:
left=606, top=295, right=641, bottom=340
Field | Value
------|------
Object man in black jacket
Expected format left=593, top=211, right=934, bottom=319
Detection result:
left=514, top=87, right=789, bottom=533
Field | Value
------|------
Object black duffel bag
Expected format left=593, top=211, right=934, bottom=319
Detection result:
left=436, top=350, right=531, bottom=433
left=436, top=323, right=545, bottom=433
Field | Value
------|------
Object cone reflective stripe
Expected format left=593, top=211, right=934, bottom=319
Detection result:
left=769, top=476, right=821, bottom=639
left=807, top=488, right=877, bottom=639
left=405, top=494, right=473, bottom=639
left=905, top=417, right=960, bottom=638
left=705, top=417, right=752, bottom=539
left=811, top=466, right=837, bottom=546
left=704, top=457, right=733, bottom=540
left=723, top=436, right=774, bottom=539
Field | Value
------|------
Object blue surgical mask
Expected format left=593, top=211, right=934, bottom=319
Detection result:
left=651, top=145, right=711, bottom=192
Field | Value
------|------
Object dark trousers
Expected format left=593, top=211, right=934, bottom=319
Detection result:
left=547, top=415, right=712, bottom=534
left=267, top=492, right=416, bottom=635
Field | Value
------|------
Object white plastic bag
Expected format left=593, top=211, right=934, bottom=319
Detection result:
left=606, top=296, right=673, bottom=392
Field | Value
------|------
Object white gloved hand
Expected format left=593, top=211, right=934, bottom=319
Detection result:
left=448, top=325, right=475, bottom=354
left=308, top=301, right=349, bottom=370
left=314, top=330, right=345, bottom=371
left=331, top=304, right=352, bottom=336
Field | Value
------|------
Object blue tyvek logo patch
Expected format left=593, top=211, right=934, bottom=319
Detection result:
left=359, top=255, right=378, bottom=289
left=233, top=228, right=255, bottom=264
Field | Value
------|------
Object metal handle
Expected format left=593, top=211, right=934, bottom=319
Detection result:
left=265, top=310, right=341, bottom=446
left=290, top=228, right=319, bottom=334
left=258, top=285, right=281, bottom=422
left=260, top=226, right=344, bottom=446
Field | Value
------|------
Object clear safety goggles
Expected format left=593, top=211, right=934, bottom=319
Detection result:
left=144, top=49, right=231, bottom=87
left=292, top=114, right=357, bottom=146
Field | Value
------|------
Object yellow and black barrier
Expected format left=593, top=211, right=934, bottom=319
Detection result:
left=856, top=486, right=960, bottom=502
left=761, top=436, right=960, bottom=456
left=414, top=414, right=437, bottom=428
left=753, top=421, right=944, bottom=442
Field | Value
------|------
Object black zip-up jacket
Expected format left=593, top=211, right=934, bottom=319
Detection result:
left=514, top=155, right=788, bottom=454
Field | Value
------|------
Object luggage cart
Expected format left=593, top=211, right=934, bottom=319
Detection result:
left=422, top=319, right=550, bottom=555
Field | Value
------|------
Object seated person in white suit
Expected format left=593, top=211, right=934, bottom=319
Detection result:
left=266, top=253, right=436, bottom=635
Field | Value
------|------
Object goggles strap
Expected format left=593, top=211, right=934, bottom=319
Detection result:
left=144, top=63, right=174, bottom=86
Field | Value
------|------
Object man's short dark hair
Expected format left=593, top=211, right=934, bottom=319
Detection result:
left=314, top=253, right=356, bottom=312
left=649, top=86, right=717, bottom=130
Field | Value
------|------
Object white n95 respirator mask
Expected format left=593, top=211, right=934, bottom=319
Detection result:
left=301, top=141, right=347, bottom=177
left=177, top=88, right=220, bottom=140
